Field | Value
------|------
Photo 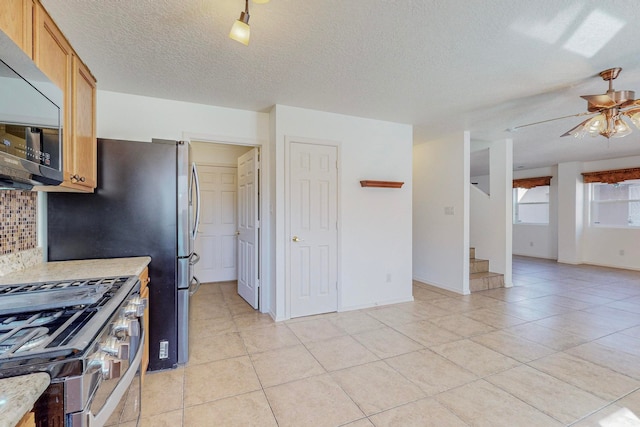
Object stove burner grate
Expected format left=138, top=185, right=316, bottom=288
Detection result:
left=0, top=276, right=135, bottom=364
left=0, top=311, right=63, bottom=332
left=0, top=326, right=50, bottom=354
left=0, top=277, right=119, bottom=316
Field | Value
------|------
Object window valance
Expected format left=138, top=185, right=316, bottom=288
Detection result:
left=513, top=176, right=552, bottom=189
left=581, top=167, right=640, bottom=184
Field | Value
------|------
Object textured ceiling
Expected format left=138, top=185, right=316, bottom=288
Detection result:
left=40, top=0, right=640, bottom=175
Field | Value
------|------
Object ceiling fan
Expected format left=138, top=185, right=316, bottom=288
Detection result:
left=512, top=68, right=640, bottom=139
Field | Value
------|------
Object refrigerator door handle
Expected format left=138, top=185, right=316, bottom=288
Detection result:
left=190, top=252, right=200, bottom=265
left=189, top=276, right=201, bottom=296
left=191, top=163, right=201, bottom=241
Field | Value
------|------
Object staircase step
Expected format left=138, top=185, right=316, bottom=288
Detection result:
left=470, top=271, right=504, bottom=292
left=470, top=258, right=489, bottom=274
left=470, top=247, right=475, bottom=259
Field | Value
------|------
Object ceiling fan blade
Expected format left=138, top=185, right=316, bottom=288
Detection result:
left=508, top=111, right=595, bottom=132
left=580, top=94, right=616, bottom=109
left=621, top=99, right=640, bottom=109
left=560, top=116, right=593, bottom=137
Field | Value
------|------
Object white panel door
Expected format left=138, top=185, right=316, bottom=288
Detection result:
left=237, top=148, right=260, bottom=308
left=289, top=142, right=338, bottom=318
left=194, top=165, right=238, bottom=282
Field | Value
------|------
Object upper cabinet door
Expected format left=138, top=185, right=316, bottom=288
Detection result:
left=33, top=2, right=71, bottom=97
left=33, top=2, right=97, bottom=191
left=71, top=56, right=97, bottom=189
left=33, top=2, right=73, bottom=181
left=0, top=0, right=34, bottom=57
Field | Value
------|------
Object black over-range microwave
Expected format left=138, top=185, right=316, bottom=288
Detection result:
left=0, top=29, right=63, bottom=190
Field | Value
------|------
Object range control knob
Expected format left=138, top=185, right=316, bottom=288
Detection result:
left=89, top=352, right=121, bottom=380
left=112, top=318, right=140, bottom=338
left=130, top=295, right=148, bottom=310
left=124, top=296, right=147, bottom=318
left=100, top=336, right=130, bottom=359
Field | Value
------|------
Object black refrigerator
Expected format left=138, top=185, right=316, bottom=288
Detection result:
left=47, top=138, right=201, bottom=370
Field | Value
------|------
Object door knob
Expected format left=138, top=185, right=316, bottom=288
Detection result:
left=292, top=236, right=302, bottom=242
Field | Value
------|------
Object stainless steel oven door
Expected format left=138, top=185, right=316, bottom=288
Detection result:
left=67, top=330, right=146, bottom=427
left=79, top=328, right=144, bottom=427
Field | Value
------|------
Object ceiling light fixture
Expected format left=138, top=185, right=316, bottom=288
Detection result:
left=562, top=68, right=640, bottom=139
left=229, top=0, right=251, bottom=45
left=229, top=0, right=269, bottom=46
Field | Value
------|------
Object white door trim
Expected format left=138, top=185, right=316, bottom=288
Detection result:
left=183, top=133, right=269, bottom=315
left=191, top=161, right=243, bottom=168
left=284, top=136, right=341, bottom=320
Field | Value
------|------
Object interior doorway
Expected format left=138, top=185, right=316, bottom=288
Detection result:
left=191, top=141, right=261, bottom=309
left=193, top=164, right=239, bottom=283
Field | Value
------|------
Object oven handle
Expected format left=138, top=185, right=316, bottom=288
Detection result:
left=87, top=329, right=144, bottom=427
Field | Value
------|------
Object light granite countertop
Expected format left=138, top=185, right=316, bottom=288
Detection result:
left=0, top=372, right=50, bottom=427
left=0, top=257, right=151, bottom=285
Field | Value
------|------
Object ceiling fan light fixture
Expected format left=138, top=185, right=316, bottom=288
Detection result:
left=586, top=113, right=606, bottom=135
left=575, top=128, right=588, bottom=138
left=230, top=0, right=251, bottom=45
left=624, top=108, right=640, bottom=129
left=560, top=68, right=640, bottom=140
left=611, top=117, right=632, bottom=138
left=561, top=118, right=590, bottom=138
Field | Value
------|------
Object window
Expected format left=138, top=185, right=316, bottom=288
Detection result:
left=590, top=179, right=640, bottom=227
left=513, top=186, right=549, bottom=224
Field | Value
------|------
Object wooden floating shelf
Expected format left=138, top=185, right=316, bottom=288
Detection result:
left=360, top=180, right=404, bottom=188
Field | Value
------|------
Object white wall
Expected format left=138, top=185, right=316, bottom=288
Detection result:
left=469, top=139, right=513, bottom=286
left=471, top=174, right=490, bottom=195
left=191, top=142, right=252, bottom=166
left=272, top=105, right=414, bottom=319
left=413, top=132, right=470, bottom=294
left=557, top=162, right=584, bottom=264
left=490, top=140, right=512, bottom=285
left=97, top=90, right=269, bottom=143
left=580, top=155, right=640, bottom=270
left=469, top=184, right=491, bottom=253
left=515, top=156, right=640, bottom=270
left=512, top=166, right=558, bottom=259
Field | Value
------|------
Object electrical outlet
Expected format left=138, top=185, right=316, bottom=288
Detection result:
left=386, top=273, right=392, bottom=283
left=159, top=340, right=169, bottom=359
left=619, top=249, right=625, bottom=256
left=444, top=206, right=454, bottom=215
left=529, top=241, right=534, bottom=247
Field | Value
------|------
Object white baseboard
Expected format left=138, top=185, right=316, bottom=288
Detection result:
left=339, top=296, right=414, bottom=312
left=412, top=275, right=468, bottom=295
left=578, top=261, right=640, bottom=272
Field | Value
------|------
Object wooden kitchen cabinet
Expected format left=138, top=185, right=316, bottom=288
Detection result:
left=33, top=1, right=97, bottom=192
left=139, top=267, right=150, bottom=383
left=0, top=0, right=34, bottom=56
left=33, top=2, right=71, bottom=141
left=16, top=411, right=35, bottom=427
left=70, top=56, right=97, bottom=189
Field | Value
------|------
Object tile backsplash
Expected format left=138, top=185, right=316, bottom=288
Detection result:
left=0, top=190, right=38, bottom=255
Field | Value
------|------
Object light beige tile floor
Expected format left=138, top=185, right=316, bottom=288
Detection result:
left=134, top=256, right=640, bottom=426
